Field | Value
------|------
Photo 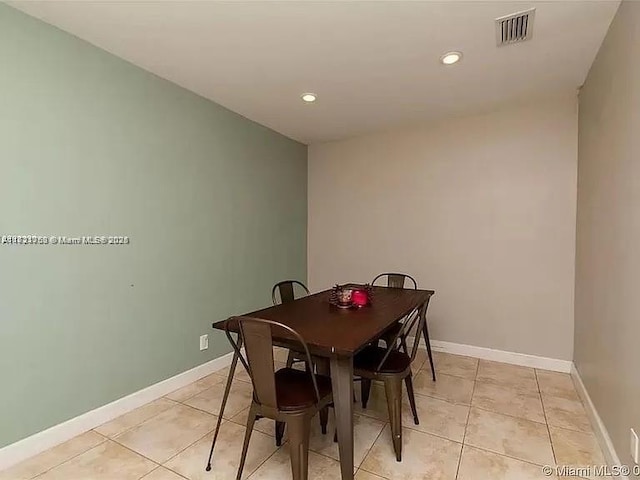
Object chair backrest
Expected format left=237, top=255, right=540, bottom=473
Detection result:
left=272, top=280, right=310, bottom=305
left=376, top=296, right=432, bottom=370
left=224, top=316, right=320, bottom=411
left=371, top=273, right=417, bottom=290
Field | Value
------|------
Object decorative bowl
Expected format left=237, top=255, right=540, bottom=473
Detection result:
left=330, top=283, right=373, bottom=308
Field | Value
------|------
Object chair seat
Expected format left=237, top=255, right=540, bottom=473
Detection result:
left=354, top=345, right=412, bottom=374
left=275, top=368, right=332, bottom=411
left=379, top=321, right=403, bottom=344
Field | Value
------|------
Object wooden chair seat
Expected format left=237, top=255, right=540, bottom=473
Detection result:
left=354, top=345, right=411, bottom=374
left=275, top=368, right=332, bottom=411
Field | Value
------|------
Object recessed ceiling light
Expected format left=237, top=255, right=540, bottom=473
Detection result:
left=440, top=51, right=463, bottom=65
left=301, top=93, right=317, bottom=103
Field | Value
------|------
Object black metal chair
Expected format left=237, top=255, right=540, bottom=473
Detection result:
left=225, top=317, right=332, bottom=480
left=371, top=273, right=436, bottom=382
left=272, top=280, right=309, bottom=305
left=272, top=280, right=311, bottom=370
left=372, top=272, right=418, bottom=290
left=356, top=299, right=431, bottom=461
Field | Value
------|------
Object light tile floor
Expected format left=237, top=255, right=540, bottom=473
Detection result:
left=1, top=350, right=609, bottom=480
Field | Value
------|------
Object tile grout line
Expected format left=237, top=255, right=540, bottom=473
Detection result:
left=141, top=465, right=190, bottom=480
left=243, top=443, right=284, bottom=479
left=459, top=360, right=571, bottom=471
left=78, top=402, right=223, bottom=479
left=173, top=400, right=239, bottom=421
left=407, top=387, right=472, bottom=407
left=356, top=416, right=390, bottom=473
left=23, top=432, right=109, bottom=480
left=96, top=398, right=179, bottom=440
left=157, top=427, right=216, bottom=468
left=357, top=429, right=390, bottom=480
left=468, top=359, right=559, bottom=428
left=358, top=386, right=470, bottom=446
left=88, top=438, right=163, bottom=474
left=461, top=442, right=564, bottom=470
left=535, top=368, right=559, bottom=469
left=469, top=404, right=547, bottom=426
left=107, top=406, right=219, bottom=467
left=454, top=362, right=479, bottom=480
left=465, top=364, right=565, bottom=471
left=400, top=423, right=465, bottom=446
left=113, top=402, right=214, bottom=441
left=538, top=387, right=596, bottom=435
left=108, top=438, right=165, bottom=466
left=547, top=424, right=599, bottom=435
left=25, top=399, right=205, bottom=480
left=357, top=464, right=391, bottom=479
left=163, top=401, right=288, bottom=474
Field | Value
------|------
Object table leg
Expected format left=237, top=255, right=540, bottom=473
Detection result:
left=205, top=336, right=242, bottom=471
left=421, top=298, right=436, bottom=382
left=330, top=355, right=354, bottom=480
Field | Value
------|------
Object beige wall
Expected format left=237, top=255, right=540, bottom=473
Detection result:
left=575, top=0, right=640, bottom=467
left=308, top=95, right=578, bottom=360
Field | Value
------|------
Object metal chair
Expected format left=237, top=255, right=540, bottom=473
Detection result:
left=371, top=273, right=436, bottom=382
left=372, top=272, right=418, bottom=290
left=225, top=316, right=333, bottom=480
left=272, top=280, right=309, bottom=305
left=272, top=280, right=311, bottom=370
left=355, top=299, right=431, bottom=462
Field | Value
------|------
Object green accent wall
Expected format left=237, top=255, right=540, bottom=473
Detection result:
left=0, top=4, right=307, bottom=448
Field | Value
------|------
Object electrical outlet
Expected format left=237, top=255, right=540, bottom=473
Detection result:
left=631, top=428, right=639, bottom=464
left=199, top=334, right=209, bottom=351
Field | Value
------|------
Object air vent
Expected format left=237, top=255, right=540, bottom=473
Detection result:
left=496, top=8, right=535, bottom=46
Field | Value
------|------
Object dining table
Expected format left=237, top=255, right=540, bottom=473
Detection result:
left=208, top=285, right=435, bottom=480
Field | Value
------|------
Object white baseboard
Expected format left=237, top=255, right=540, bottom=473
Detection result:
left=418, top=339, right=573, bottom=373
left=0, top=352, right=234, bottom=471
left=571, top=364, right=627, bottom=478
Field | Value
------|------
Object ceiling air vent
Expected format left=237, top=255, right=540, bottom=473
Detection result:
left=496, top=8, right=535, bottom=46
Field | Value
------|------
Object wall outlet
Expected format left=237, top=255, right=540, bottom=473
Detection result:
left=199, top=334, right=209, bottom=351
left=631, top=428, right=639, bottom=464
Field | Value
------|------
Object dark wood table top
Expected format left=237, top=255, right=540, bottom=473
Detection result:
left=212, top=286, right=434, bottom=357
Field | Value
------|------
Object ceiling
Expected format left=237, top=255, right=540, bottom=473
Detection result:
left=10, top=1, right=619, bottom=144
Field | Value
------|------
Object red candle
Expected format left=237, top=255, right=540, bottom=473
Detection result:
left=352, top=289, right=369, bottom=307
